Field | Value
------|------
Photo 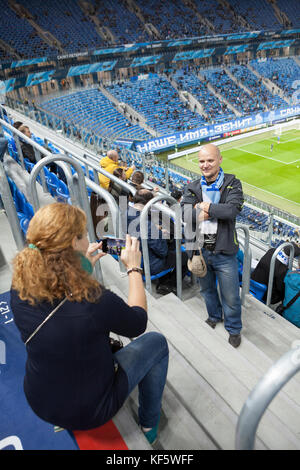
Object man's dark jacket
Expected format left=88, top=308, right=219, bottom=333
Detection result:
left=180, top=173, right=244, bottom=257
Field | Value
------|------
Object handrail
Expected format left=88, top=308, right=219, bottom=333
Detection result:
left=236, top=224, right=251, bottom=305
left=48, top=137, right=137, bottom=197
left=235, top=346, right=300, bottom=450
left=140, top=195, right=182, bottom=299
left=28, top=154, right=103, bottom=283
left=0, top=158, right=25, bottom=251
left=72, top=173, right=121, bottom=239
left=0, top=117, right=76, bottom=198
left=266, top=242, right=294, bottom=307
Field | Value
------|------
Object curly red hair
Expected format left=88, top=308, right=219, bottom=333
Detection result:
left=12, top=203, right=102, bottom=305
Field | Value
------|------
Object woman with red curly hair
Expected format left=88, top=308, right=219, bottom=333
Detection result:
left=10, top=203, right=168, bottom=445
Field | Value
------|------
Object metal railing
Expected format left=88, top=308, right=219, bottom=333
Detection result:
left=236, top=224, right=251, bottom=306
left=28, top=154, right=103, bottom=284
left=0, top=158, right=25, bottom=251
left=1, top=115, right=257, bottom=303
left=0, top=123, right=189, bottom=297
left=235, top=346, right=300, bottom=450
left=140, top=194, right=183, bottom=299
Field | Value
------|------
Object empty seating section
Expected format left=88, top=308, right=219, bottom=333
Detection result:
left=0, top=0, right=56, bottom=59
left=203, top=68, right=265, bottom=115
left=228, top=65, right=286, bottom=110
left=16, top=0, right=102, bottom=53
left=226, top=0, right=282, bottom=30
left=40, top=89, right=151, bottom=141
left=277, top=0, right=300, bottom=27
left=251, top=58, right=300, bottom=98
left=106, top=75, right=206, bottom=135
left=134, top=0, right=206, bottom=39
left=172, top=68, right=235, bottom=124
left=87, top=0, right=151, bottom=44
left=193, top=0, right=242, bottom=33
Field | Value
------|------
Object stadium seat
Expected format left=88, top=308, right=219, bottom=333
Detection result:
left=249, top=279, right=267, bottom=302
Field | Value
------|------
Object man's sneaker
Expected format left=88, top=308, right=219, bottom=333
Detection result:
left=205, top=317, right=223, bottom=329
left=205, top=318, right=217, bottom=329
left=228, top=334, right=241, bottom=348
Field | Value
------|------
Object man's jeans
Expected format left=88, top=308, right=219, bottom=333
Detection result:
left=199, top=250, right=242, bottom=335
left=114, top=331, right=169, bottom=428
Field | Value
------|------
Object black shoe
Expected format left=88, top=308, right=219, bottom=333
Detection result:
left=205, top=318, right=217, bottom=329
left=228, top=334, right=241, bottom=348
left=156, top=284, right=175, bottom=295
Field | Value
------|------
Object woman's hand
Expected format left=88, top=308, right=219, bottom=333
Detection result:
left=121, top=234, right=142, bottom=269
left=85, top=241, right=106, bottom=268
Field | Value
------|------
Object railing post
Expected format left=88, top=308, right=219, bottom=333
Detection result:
left=140, top=195, right=182, bottom=299
left=236, top=224, right=251, bottom=305
left=0, top=160, right=25, bottom=251
left=236, top=347, right=300, bottom=450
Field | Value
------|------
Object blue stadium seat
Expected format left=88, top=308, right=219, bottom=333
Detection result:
left=249, top=279, right=267, bottom=302
left=56, top=179, right=70, bottom=203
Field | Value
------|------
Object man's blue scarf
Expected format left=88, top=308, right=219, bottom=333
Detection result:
left=199, top=168, right=224, bottom=235
left=200, top=168, right=224, bottom=204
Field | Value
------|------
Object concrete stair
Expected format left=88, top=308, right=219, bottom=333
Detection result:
left=100, top=254, right=300, bottom=449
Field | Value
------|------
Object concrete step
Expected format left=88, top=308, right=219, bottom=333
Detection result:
left=185, top=296, right=300, bottom=394
left=112, top=401, right=152, bottom=450
left=100, top=255, right=300, bottom=448
left=185, top=293, right=300, bottom=361
left=153, top=293, right=300, bottom=449
left=108, top=284, right=248, bottom=450
left=187, top=283, right=300, bottom=353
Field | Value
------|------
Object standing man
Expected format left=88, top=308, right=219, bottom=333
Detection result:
left=181, top=144, right=244, bottom=348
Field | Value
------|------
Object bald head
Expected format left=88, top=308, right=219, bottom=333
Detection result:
left=198, top=144, right=221, bottom=160
left=198, top=144, right=222, bottom=182
left=107, top=150, right=119, bottom=162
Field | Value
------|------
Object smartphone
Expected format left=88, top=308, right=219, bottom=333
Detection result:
left=100, top=237, right=126, bottom=257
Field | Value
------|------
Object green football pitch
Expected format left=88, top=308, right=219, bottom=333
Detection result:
left=167, top=129, right=300, bottom=217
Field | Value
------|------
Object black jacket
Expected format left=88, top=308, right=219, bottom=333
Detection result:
left=181, top=173, right=244, bottom=257
left=251, top=248, right=288, bottom=304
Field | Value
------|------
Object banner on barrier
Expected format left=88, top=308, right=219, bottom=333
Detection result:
left=25, top=70, right=56, bottom=87
left=0, top=78, right=16, bottom=95
left=67, top=61, right=117, bottom=76
left=136, top=106, right=300, bottom=153
left=11, top=57, right=48, bottom=69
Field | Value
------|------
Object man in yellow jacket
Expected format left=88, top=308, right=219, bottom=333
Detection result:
left=98, top=149, right=135, bottom=190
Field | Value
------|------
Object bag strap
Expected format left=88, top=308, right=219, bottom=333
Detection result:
left=282, top=290, right=300, bottom=312
left=25, top=297, right=67, bottom=345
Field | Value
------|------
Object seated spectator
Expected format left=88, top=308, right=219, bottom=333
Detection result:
left=127, top=189, right=188, bottom=294
left=282, top=257, right=300, bottom=328
left=130, top=170, right=144, bottom=190
left=10, top=203, right=168, bottom=445
left=99, top=149, right=135, bottom=190
left=251, top=242, right=300, bottom=304
left=109, top=167, right=131, bottom=203
left=171, top=189, right=183, bottom=203
left=13, top=121, right=23, bottom=130
left=19, top=125, right=36, bottom=163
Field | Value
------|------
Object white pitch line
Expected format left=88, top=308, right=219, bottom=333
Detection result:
left=268, top=136, right=300, bottom=145
left=234, top=147, right=288, bottom=164
left=241, top=181, right=300, bottom=207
